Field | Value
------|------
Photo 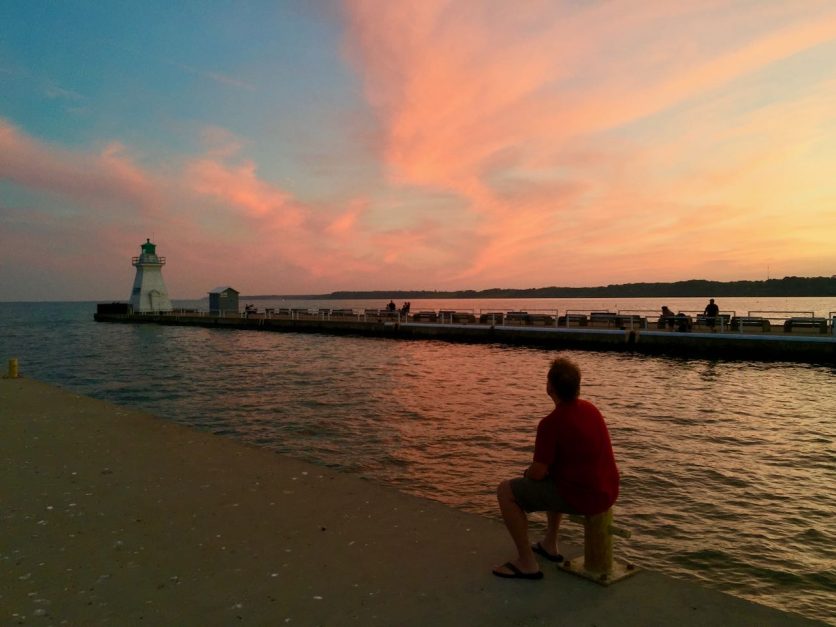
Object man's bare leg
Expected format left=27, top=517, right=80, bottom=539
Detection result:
left=536, top=511, right=562, bottom=557
left=493, top=479, right=539, bottom=574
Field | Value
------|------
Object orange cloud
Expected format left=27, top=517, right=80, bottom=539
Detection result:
left=5, top=0, right=836, bottom=301
left=0, top=119, right=157, bottom=213
left=0, top=119, right=381, bottom=295
left=186, top=157, right=302, bottom=225
left=326, top=199, right=367, bottom=238
left=342, top=1, right=836, bottom=285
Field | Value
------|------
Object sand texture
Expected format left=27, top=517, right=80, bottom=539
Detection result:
left=0, top=377, right=824, bottom=626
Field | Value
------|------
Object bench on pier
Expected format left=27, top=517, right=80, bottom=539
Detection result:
left=558, top=314, right=588, bottom=327
left=614, top=314, right=644, bottom=329
left=497, top=312, right=554, bottom=326
left=437, top=310, right=457, bottom=323
left=479, top=312, right=504, bottom=325
left=656, top=314, right=692, bottom=332
left=730, top=316, right=771, bottom=332
left=411, top=311, right=438, bottom=323
left=589, top=312, right=618, bottom=327
left=558, top=508, right=637, bottom=585
left=783, top=317, right=827, bottom=333
left=364, top=309, right=399, bottom=321
left=450, top=312, right=476, bottom=324
left=330, top=309, right=356, bottom=319
left=317, top=308, right=331, bottom=316
left=527, top=313, right=555, bottom=326
left=504, top=312, right=529, bottom=326
left=694, top=313, right=731, bottom=330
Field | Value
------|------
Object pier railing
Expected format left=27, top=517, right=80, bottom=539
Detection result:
left=155, top=307, right=835, bottom=336
left=743, top=310, right=827, bottom=334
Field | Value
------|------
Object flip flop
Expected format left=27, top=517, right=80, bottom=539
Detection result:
left=492, top=561, right=544, bottom=580
left=532, top=542, right=564, bottom=563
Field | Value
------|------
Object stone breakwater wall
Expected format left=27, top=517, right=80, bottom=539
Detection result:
left=94, top=313, right=836, bottom=363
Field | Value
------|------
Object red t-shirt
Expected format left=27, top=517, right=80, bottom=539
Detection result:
left=533, top=398, right=619, bottom=515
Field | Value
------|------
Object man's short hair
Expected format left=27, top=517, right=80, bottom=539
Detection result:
left=548, top=357, right=581, bottom=401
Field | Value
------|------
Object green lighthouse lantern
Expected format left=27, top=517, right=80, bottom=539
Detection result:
left=140, top=239, right=157, bottom=256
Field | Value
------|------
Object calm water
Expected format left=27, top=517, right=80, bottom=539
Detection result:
left=1, top=298, right=834, bottom=624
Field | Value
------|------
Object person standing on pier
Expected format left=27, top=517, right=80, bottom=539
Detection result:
left=492, top=357, right=619, bottom=580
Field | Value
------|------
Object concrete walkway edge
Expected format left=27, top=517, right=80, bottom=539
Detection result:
left=0, top=378, right=825, bottom=626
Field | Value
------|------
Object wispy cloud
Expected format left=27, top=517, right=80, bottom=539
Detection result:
left=42, top=80, right=85, bottom=102
left=172, top=61, right=257, bottom=91
left=342, top=0, right=836, bottom=285
left=0, top=118, right=456, bottom=295
left=0, top=119, right=157, bottom=213
left=3, top=2, right=836, bottom=300
left=102, top=39, right=257, bottom=92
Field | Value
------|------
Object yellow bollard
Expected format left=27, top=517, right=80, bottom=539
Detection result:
left=559, top=508, right=639, bottom=585
left=583, top=509, right=614, bottom=574
left=6, top=358, right=19, bottom=379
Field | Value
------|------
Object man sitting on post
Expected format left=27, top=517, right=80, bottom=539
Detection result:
left=492, top=357, right=620, bottom=579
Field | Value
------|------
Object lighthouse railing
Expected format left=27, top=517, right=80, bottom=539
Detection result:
left=131, top=256, right=166, bottom=264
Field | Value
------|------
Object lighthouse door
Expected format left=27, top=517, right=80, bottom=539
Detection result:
left=149, top=290, right=162, bottom=311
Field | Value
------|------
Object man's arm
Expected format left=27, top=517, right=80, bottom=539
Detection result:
left=524, top=461, right=550, bottom=481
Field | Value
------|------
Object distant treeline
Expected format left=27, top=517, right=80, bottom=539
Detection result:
left=246, top=276, right=836, bottom=300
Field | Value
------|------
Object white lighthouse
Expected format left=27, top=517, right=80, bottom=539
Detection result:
left=129, top=238, right=173, bottom=313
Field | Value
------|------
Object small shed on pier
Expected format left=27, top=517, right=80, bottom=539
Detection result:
left=209, top=286, right=239, bottom=316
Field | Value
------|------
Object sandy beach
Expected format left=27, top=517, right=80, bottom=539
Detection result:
left=1, top=377, right=825, bottom=626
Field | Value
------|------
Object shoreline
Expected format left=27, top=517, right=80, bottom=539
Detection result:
left=1, top=377, right=826, bottom=625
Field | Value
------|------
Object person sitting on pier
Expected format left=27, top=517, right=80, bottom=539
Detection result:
left=703, top=298, right=720, bottom=329
left=675, top=312, right=692, bottom=332
left=492, top=357, right=620, bottom=580
left=658, top=306, right=675, bottom=329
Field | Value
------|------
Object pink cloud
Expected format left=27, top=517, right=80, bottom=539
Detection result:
left=325, top=199, right=367, bottom=238
left=5, top=0, right=836, bottom=302
left=341, top=1, right=836, bottom=285
left=0, top=120, right=367, bottom=296
left=185, top=157, right=303, bottom=226
left=0, top=119, right=158, bottom=213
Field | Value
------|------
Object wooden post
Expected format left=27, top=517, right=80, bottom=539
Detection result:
left=584, top=508, right=613, bottom=573
left=6, top=358, right=19, bottom=379
left=559, top=508, right=638, bottom=585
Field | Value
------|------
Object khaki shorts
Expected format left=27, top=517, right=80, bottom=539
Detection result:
left=510, top=477, right=580, bottom=514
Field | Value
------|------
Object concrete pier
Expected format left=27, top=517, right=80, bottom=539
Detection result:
left=94, top=311, right=836, bottom=363
left=1, top=377, right=825, bottom=625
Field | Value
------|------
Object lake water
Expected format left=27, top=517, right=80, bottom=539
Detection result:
left=1, top=297, right=834, bottom=624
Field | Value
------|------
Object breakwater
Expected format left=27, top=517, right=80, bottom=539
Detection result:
left=94, top=310, right=836, bottom=363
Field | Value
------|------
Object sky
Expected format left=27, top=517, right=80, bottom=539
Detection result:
left=2, top=1, right=835, bottom=301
